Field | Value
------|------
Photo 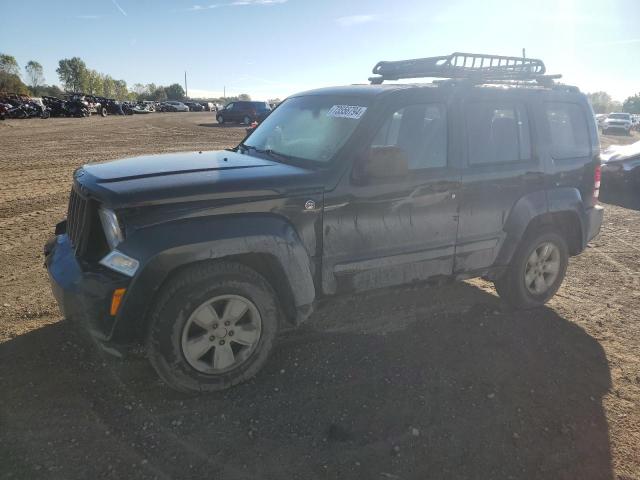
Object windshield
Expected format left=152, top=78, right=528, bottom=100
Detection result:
left=609, top=113, right=630, bottom=120
left=243, top=95, right=369, bottom=164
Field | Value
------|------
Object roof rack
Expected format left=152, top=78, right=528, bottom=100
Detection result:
left=369, top=52, right=561, bottom=85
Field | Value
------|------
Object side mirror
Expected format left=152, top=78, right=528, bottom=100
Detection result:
left=361, top=146, right=409, bottom=179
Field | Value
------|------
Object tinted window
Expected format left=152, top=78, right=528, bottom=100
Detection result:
left=251, top=102, right=269, bottom=111
left=546, top=103, right=590, bottom=159
left=466, top=102, right=531, bottom=165
left=372, top=103, right=447, bottom=170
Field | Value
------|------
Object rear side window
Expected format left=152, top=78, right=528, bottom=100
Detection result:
left=545, top=103, right=591, bottom=159
left=466, top=102, right=531, bottom=165
left=371, top=103, right=447, bottom=170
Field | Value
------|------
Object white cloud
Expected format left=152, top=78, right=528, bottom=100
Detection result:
left=188, top=0, right=286, bottom=10
left=336, top=14, right=376, bottom=27
left=110, top=0, right=127, bottom=16
left=231, top=0, right=287, bottom=4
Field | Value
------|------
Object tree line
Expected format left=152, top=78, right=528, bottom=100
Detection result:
left=5, top=51, right=635, bottom=111
left=0, top=53, right=255, bottom=104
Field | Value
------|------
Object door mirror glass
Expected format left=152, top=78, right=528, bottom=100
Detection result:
left=363, top=146, right=409, bottom=178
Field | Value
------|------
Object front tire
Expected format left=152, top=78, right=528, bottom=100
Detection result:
left=494, top=229, right=569, bottom=309
left=242, top=115, right=251, bottom=125
left=146, top=261, right=279, bottom=392
left=217, top=115, right=225, bottom=124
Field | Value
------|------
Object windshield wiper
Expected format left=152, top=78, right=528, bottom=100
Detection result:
left=239, top=144, right=293, bottom=163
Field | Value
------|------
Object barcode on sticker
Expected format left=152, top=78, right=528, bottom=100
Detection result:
left=327, top=105, right=367, bottom=119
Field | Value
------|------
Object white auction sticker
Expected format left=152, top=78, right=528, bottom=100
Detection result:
left=326, top=105, right=367, bottom=119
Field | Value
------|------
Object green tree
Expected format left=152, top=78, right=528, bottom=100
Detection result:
left=152, top=87, right=167, bottom=102
left=84, top=69, right=102, bottom=94
left=25, top=61, right=45, bottom=95
left=622, top=93, right=640, bottom=114
left=102, top=75, right=116, bottom=98
left=0, top=72, right=29, bottom=94
left=113, top=79, right=129, bottom=100
left=0, top=53, right=20, bottom=76
left=586, top=91, right=614, bottom=114
left=238, top=93, right=251, bottom=101
left=164, top=83, right=185, bottom=100
left=39, top=84, right=64, bottom=97
left=57, top=57, right=89, bottom=92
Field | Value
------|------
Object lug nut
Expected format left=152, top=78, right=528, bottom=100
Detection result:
left=228, top=331, right=234, bottom=337
left=219, top=340, right=225, bottom=345
left=224, top=321, right=231, bottom=326
left=209, top=335, right=215, bottom=341
left=212, top=323, right=218, bottom=329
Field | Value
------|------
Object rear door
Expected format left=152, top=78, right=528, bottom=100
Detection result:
left=224, top=102, right=237, bottom=121
left=455, top=92, right=545, bottom=273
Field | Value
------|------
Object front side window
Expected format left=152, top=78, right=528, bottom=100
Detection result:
left=466, top=102, right=531, bottom=165
left=546, top=102, right=590, bottom=159
left=226, top=103, right=235, bottom=110
left=244, top=95, right=368, bottom=164
left=371, top=103, right=447, bottom=170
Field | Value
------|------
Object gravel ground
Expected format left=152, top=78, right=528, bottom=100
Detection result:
left=0, top=114, right=638, bottom=480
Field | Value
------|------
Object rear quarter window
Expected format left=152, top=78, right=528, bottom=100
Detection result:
left=545, top=102, right=591, bottom=159
left=465, top=101, right=531, bottom=165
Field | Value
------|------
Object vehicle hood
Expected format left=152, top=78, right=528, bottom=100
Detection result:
left=601, top=140, right=640, bottom=163
left=76, top=149, right=325, bottom=208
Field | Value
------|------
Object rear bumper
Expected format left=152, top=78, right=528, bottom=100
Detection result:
left=585, top=205, right=604, bottom=245
left=45, top=234, right=130, bottom=345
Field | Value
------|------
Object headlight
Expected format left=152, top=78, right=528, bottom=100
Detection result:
left=100, top=250, right=139, bottom=277
left=98, top=208, right=124, bottom=250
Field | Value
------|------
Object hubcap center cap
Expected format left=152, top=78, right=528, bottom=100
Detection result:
left=213, top=327, right=228, bottom=338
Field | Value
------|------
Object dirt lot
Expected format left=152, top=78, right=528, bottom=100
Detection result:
left=0, top=113, right=638, bottom=480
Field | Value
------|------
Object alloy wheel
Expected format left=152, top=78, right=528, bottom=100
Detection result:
left=181, top=294, right=262, bottom=374
left=524, top=242, right=561, bottom=295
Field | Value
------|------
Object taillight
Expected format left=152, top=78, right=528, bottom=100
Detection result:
left=593, top=163, right=601, bottom=203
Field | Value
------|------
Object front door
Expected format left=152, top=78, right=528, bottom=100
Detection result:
left=322, top=101, right=460, bottom=295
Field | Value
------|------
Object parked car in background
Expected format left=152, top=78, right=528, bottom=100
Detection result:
left=161, top=101, right=190, bottom=112
left=595, top=113, right=608, bottom=128
left=216, top=101, right=271, bottom=124
left=198, top=101, right=214, bottom=111
left=184, top=101, right=205, bottom=112
left=601, top=112, right=632, bottom=135
left=601, top=140, right=640, bottom=186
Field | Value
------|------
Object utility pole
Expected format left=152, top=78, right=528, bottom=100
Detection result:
left=184, top=71, right=188, bottom=99
left=223, top=86, right=226, bottom=101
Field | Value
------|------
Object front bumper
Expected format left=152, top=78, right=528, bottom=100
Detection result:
left=44, top=234, right=130, bottom=344
left=603, top=124, right=631, bottom=132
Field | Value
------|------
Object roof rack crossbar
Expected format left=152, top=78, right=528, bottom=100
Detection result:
left=369, top=52, right=558, bottom=84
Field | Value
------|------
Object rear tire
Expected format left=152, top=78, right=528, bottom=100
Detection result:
left=494, top=229, right=569, bottom=309
left=146, top=261, right=280, bottom=393
left=100, top=106, right=107, bottom=117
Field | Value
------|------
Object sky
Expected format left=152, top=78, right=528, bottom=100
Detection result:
left=1, top=0, right=639, bottom=101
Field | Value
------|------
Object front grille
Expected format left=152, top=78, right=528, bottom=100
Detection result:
left=66, top=187, right=93, bottom=256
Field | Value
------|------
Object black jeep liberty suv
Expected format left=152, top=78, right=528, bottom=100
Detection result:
left=45, top=53, right=603, bottom=392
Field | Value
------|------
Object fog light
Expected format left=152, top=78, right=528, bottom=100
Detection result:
left=100, top=250, right=140, bottom=277
left=110, top=288, right=126, bottom=316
